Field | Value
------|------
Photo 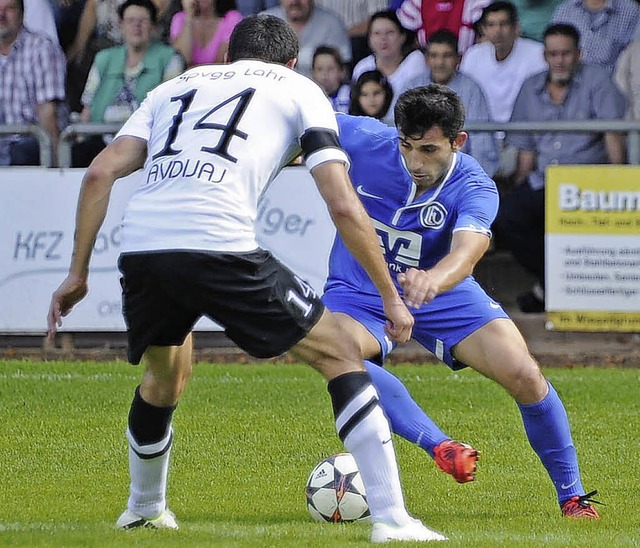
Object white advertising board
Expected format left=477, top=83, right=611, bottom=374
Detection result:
left=0, top=167, right=335, bottom=333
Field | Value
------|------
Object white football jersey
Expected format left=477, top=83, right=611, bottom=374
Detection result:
left=115, top=60, right=348, bottom=253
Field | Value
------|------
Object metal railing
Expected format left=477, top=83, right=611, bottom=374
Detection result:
left=0, top=124, right=52, bottom=167
left=58, top=122, right=123, bottom=168
left=3, top=119, right=640, bottom=167
left=464, top=120, right=640, bottom=165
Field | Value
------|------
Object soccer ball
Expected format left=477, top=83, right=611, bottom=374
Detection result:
left=305, top=452, right=370, bottom=523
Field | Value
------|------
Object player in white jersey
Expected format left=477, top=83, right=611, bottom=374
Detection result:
left=47, top=15, right=446, bottom=543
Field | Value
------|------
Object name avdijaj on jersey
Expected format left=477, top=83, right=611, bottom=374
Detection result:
left=146, top=159, right=227, bottom=185
left=178, top=66, right=288, bottom=83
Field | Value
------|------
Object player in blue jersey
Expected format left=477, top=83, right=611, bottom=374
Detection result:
left=323, top=84, right=601, bottom=519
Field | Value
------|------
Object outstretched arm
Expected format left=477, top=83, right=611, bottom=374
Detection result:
left=398, top=230, right=490, bottom=307
left=311, top=161, right=414, bottom=343
left=47, top=136, right=147, bottom=338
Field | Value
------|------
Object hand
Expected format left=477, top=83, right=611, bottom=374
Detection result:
left=47, top=274, right=88, bottom=340
left=383, top=297, right=414, bottom=343
left=397, top=267, right=439, bottom=308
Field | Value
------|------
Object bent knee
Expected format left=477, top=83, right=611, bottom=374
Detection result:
left=504, top=357, right=547, bottom=403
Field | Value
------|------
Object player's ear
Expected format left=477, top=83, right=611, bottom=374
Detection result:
left=452, top=132, right=468, bottom=151
left=285, top=57, right=298, bottom=69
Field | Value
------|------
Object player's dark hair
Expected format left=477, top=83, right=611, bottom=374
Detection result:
left=117, top=0, right=157, bottom=23
left=228, top=14, right=299, bottom=64
left=427, top=29, right=459, bottom=52
left=394, top=84, right=465, bottom=142
left=479, top=1, right=518, bottom=25
left=349, top=70, right=394, bottom=119
left=543, top=23, right=580, bottom=48
left=312, top=45, right=345, bottom=69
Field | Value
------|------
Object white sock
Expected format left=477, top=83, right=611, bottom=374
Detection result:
left=336, top=384, right=410, bottom=525
left=126, top=426, right=172, bottom=519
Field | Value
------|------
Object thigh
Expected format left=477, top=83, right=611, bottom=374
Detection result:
left=411, top=277, right=509, bottom=369
left=322, top=286, right=391, bottom=362
left=289, top=308, right=363, bottom=381
left=453, top=318, right=547, bottom=403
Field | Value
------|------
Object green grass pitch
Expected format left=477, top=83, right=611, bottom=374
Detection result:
left=0, top=359, right=638, bottom=546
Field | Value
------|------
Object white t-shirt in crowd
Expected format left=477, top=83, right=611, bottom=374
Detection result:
left=459, top=37, right=546, bottom=123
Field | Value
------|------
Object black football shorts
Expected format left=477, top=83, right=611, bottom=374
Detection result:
left=118, top=249, right=325, bottom=364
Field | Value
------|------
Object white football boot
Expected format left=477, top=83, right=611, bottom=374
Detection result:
left=371, top=517, right=448, bottom=543
left=116, top=508, right=179, bottom=530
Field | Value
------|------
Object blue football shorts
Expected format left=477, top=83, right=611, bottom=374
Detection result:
left=322, top=276, right=509, bottom=370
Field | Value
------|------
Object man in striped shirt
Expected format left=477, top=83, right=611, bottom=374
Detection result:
left=0, top=0, right=66, bottom=165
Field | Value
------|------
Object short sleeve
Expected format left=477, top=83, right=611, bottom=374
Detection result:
left=115, top=91, right=155, bottom=142
left=453, top=178, right=499, bottom=236
left=295, top=78, right=348, bottom=169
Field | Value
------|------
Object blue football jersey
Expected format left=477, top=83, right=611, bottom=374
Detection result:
left=326, top=114, right=499, bottom=296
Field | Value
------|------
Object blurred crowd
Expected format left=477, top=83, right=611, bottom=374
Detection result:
left=1, top=0, right=639, bottom=311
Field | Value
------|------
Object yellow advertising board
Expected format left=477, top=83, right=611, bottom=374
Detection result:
left=545, top=166, right=640, bottom=331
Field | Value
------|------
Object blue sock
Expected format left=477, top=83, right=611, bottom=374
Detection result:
left=365, top=360, right=449, bottom=457
left=518, top=381, right=585, bottom=505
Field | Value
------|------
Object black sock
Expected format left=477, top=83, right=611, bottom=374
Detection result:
left=128, top=385, right=176, bottom=445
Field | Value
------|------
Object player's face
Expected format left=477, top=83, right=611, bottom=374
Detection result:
left=282, top=0, right=312, bottom=23
left=312, top=53, right=344, bottom=95
left=544, top=34, right=580, bottom=85
left=368, top=17, right=405, bottom=59
left=120, top=5, right=153, bottom=48
left=358, top=81, right=387, bottom=117
left=425, top=43, right=459, bottom=85
left=0, top=0, right=22, bottom=42
left=481, top=11, right=517, bottom=53
left=398, top=126, right=466, bottom=191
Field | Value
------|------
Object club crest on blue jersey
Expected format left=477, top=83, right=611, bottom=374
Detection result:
left=419, top=202, right=448, bottom=229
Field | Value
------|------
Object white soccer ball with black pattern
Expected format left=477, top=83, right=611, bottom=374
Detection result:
left=305, top=452, right=370, bottom=523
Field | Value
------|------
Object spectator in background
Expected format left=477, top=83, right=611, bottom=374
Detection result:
left=552, top=0, right=640, bottom=72
left=352, top=10, right=427, bottom=125
left=510, top=0, right=563, bottom=42
left=349, top=69, right=394, bottom=121
left=460, top=2, right=545, bottom=125
left=495, top=23, right=627, bottom=312
left=261, top=0, right=351, bottom=78
left=72, top=0, right=184, bottom=166
left=0, top=0, right=67, bottom=165
left=459, top=1, right=545, bottom=177
left=404, top=29, right=499, bottom=176
left=396, top=0, right=490, bottom=53
left=315, top=0, right=388, bottom=65
left=66, top=0, right=126, bottom=112
left=171, top=0, right=241, bottom=67
left=312, top=46, right=350, bottom=113
left=615, top=38, right=640, bottom=120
